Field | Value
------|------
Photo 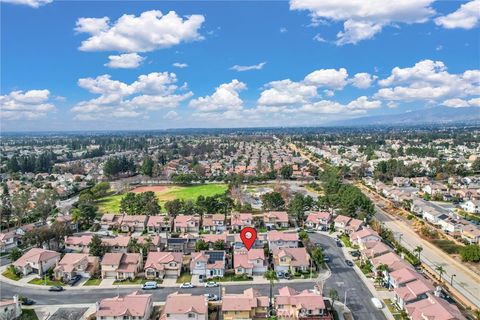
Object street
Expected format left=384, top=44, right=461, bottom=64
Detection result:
left=309, top=233, right=387, bottom=320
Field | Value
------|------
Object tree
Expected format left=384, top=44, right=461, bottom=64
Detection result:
left=78, top=203, right=97, bottom=226
left=311, top=247, right=324, bottom=269
left=140, top=156, right=154, bottom=177
left=414, top=246, right=423, bottom=261
left=212, top=240, right=226, bottom=250
left=128, top=238, right=141, bottom=253
left=262, top=192, right=285, bottom=211
left=195, top=239, right=209, bottom=252
left=11, top=189, right=30, bottom=227
left=288, top=194, right=313, bottom=225
left=89, top=234, right=105, bottom=257
left=50, top=221, right=72, bottom=249
left=90, top=182, right=110, bottom=199
left=0, top=184, right=12, bottom=227
left=460, top=245, right=480, bottom=262
left=328, top=288, right=339, bottom=306
left=280, top=165, right=293, bottom=179
left=435, top=265, right=446, bottom=283
left=9, top=248, right=22, bottom=262
left=34, top=189, right=57, bottom=224
left=165, top=199, right=183, bottom=219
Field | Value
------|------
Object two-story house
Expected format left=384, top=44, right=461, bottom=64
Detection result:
left=13, top=248, right=61, bottom=276
left=144, top=252, right=183, bottom=280
left=267, top=231, right=299, bottom=251
left=190, top=250, right=226, bottom=280
left=272, top=247, right=310, bottom=273
left=263, top=211, right=289, bottom=229
left=222, top=288, right=269, bottom=320
left=305, top=211, right=332, bottom=231
left=54, top=253, right=99, bottom=281
left=96, top=291, right=153, bottom=320
left=275, top=286, right=333, bottom=319
left=230, top=213, right=253, bottom=231
left=174, top=215, right=200, bottom=233
left=101, top=252, right=142, bottom=279
left=202, top=214, right=226, bottom=233
left=233, top=249, right=267, bottom=276
left=120, top=215, right=148, bottom=233
left=161, top=293, right=208, bottom=320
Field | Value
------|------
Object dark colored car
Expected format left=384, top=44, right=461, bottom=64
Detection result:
left=336, top=241, right=343, bottom=247
left=323, top=255, right=331, bottom=263
left=48, top=286, right=64, bottom=292
left=350, top=251, right=360, bottom=257
left=20, top=297, right=35, bottom=305
left=345, top=260, right=354, bottom=267
left=67, top=275, right=82, bottom=286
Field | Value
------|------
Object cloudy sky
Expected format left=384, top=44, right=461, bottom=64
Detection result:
left=1, top=0, right=479, bottom=131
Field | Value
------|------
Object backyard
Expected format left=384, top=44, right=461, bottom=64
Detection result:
left=98, top=183, right=228, bottom=213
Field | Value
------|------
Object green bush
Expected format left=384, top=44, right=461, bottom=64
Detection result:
left=432, top=239, right=462, bottom=254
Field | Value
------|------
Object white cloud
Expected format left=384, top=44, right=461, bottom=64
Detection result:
left=76, top=10, right=205, bottom=52
left=173, top=62, right=188, bottom=68
left=230, top=62, right=266, bottom=72
left=289, top=0, right=436, bottom=45
left=442, top=98, right=480, bottom=108
left=280, top=27, right=288, bottom=33
left=164, top=110, right=180, bottom=119
left=435, top=0, right=480, bottom=29
left=304, top=68, right=348, bottom=90
left=1, top=0, right=51, bottom=8
left=1, top=89, right=56, bottom=120
left=350, top=72, right=377, bottom=89
left=105, top=53, right=145, bottom=69
left=375, top=59, right=480, bottom=103
left=189, top=79, right=246, bottom=112
left=72, top=72, right=192, bottom=120
left=313, top=34, right=327, bottom=42
left=257, top=79, right=318, bottom=106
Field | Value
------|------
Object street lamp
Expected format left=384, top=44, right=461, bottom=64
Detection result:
left=397, top=233, right=403, bottom=245
left=450, top=274, right=456, bottom=286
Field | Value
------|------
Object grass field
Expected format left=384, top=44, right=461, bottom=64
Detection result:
left=2, top=268, right=21, bottom=281
left=83, top=278, right=102, bottom=286
left=98, top=184, right=228, bottom=213
left=28, top=277, right=64, bottom=286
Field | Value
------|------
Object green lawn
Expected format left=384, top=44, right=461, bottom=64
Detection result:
left=339, top=234, right=352, bottom=247
left=98, top=184, right=228, bottom=213
left=19, top=309, right=39, bottom=320
left=210, top=274, right=253, bottom=282
left=384, top=299, right=406, bottom=320
left=83, top=278, right=102, bottom=286
left=28, top=277, right=64, bottom=286
left=113, top=278, right=147, bottom=285
left=176, top=272, right=192, bottom=283
left=2, top=268, right=21, bottom=281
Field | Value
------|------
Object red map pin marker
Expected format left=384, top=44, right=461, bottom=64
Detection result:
left=240, top=227, right=257, bottom=251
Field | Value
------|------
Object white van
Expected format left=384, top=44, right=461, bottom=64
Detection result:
left=142, top=281, right=158, bottom=290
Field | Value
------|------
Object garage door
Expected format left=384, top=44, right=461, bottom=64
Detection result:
left=104, top=271, right=116, bottom=278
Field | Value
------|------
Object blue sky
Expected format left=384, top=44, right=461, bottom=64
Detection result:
left=1, top=0, right=479, bottom=131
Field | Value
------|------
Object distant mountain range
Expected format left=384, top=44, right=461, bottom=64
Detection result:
left=332, top=106, right=480, bottom=126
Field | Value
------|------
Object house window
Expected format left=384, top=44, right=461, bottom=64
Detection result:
left=188, top=313, right=195, bottom=318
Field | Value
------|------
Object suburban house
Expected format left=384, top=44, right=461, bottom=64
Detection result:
left=267, top=231, right=299, bottom=251
left=161, top=293, right=208, bottom=320
left=393, top=177, right=411, bottom=187
left=275, top=286, right=333, bottom=320
left=305, top=211, right=332, bottom=230
left=102, top=236, right=131, bottom=253
left=405, top=293, right=465, bottom=320
left=460, top=224, right=480, bottom=244
left=190, top=250, right=226, bottom=280
left=461, top=200, right=480, bottom=214
left=100, top=214, right=123, bottom=230
left=222, top=288, right=269, bottom=320
left=231, top=233, right=263, bottom=250
left=101, top=253, right=142, bottom=279
left=120, top=215, right=148, bottom=233
left=144, top=252, right=183, bottom=280
left=174, top=215, right=200, bottom=233
left=166, top=237, right=197, bottom=254
left=200, top=233, right=228, bottom=249
left=360, top=241, right=392, bottom=260
left=54, top=253, right=99, bottom=281
left=13, top=248, right=61, bottom=276
left=202, top=214, right=226, bottom=233
left=371, top=252, right=413, bottom=286
left=0, top=296, right=22, bottom=320
left=350, top=228, right=381, bottom=247
left=96, top=291, right=153, bottom=320
left=64, top=235, right=93, bottom=253
left=263, top=211, right=289, bottom=229
left=272, top=247, right=310, bottom=273
left=394, top=277, right=434, bottom=310
left=136, top=235, right=162, bottom=252
left=334, top=215, right=363, bottom=234
left=422, top=182, right=448, bottom=196
left=146, top=215, right=171, bottom=233
left=230, top=213, right=253, bottom=231
left=0, top=230, right=19, bottom=253
left=233, top=249, right=267, bottom=275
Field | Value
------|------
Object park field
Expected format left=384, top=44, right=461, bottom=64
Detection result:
left=97, top=184, right=228, bottom=213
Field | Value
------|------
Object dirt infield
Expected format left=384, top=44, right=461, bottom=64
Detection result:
left=131, top=185, right=170, bottom=193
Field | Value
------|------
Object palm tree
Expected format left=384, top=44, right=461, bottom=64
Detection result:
left=414, top=245, right=423, bottom=261
left=328, top=288, right=339, bottom=306
left=435, top=265, right=446, bottom=283
left=71, top=208, right=81, bottom=232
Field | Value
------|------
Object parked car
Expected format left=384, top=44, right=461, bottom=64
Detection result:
left=336, top=241, right=343, bottom=247
left=345, top=260, right=354, bottom=267
left=323, top=255, right=331, bottom=263
left=67, top=275, right=82, bottom=286
left=48, top=286, right=64, bottom=292
left=19, top=297, right=35, bottom=305
left=283, top=272, right=291, bottom=280
left=204, top=293, right=219, bottom=301
left=205, top=281, right=218, bottom=287
left=371, top=298, right=383, bottom=309
left=350, top=251, right=360, bottom=257
left=276, top=271, right=285, bottom=278
left=142, top=281, right=158, bottom=290
left=180, top=282, right=195, bottom=289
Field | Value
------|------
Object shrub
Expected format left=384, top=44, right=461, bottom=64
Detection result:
left=431, top=239, right=462, bottom=255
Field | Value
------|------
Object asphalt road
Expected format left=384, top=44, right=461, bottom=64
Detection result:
left=309, top=233, right=386, bottom=320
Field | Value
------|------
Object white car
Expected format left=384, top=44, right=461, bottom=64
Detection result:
left=205, top=281, right=218, bottom=287
left=142, top=281, right=158, bottom=290
left=371, top=298, right=383, bottom=309
left=204, top=293, right=219, bottom=301
left=180, top=282, right=195, bottom=289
